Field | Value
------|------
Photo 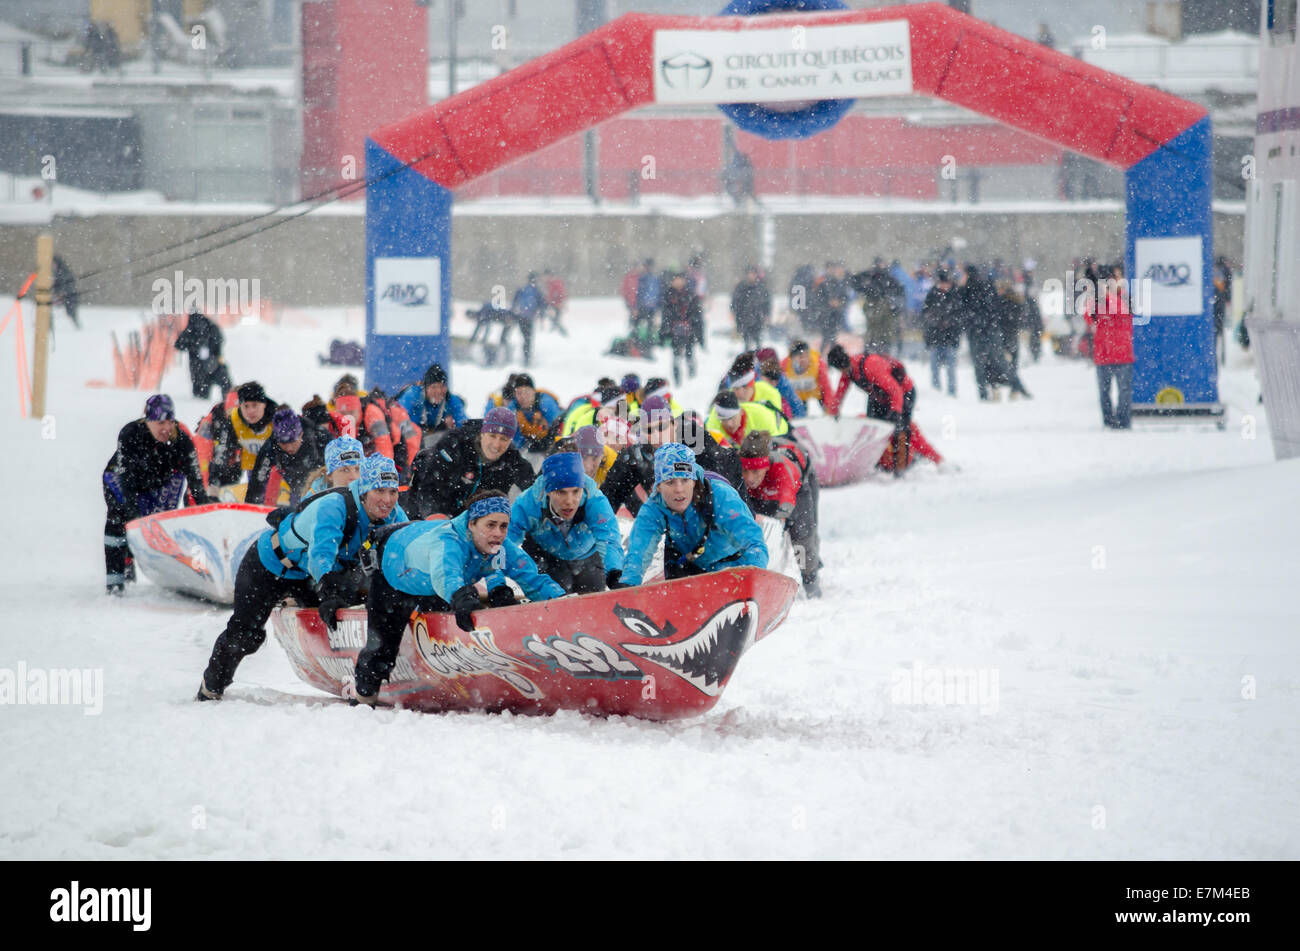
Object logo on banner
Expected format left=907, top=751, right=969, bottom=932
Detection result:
left=374, top=257, right=441, bottom=335
left=379, top=283, right=430, bottom=306
left=653, top=21, right=913, bottom=104
left=660, top=51, right=713, bottom=90
left=1141, top=263, right=1192, bottom=287
left=1132, top=236, right=1203, bottom=322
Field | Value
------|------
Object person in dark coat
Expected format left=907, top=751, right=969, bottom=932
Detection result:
left=659, top=269, right=702, bottom=386
left=1213, top=256, right=1232, bottom=366
left=958, top=265, right=1006, bottom=400
left=852, top=258, right=905, bottom=356
left=788, top=264, right=817, bottom=333
left=1021, top=263, right=1044, bottom=363
left=994, top=280, right=1032, bottom=398
left=405, top=408, right=536, bottom=520
left=52, top=255, right=80, bottom=329
left=102, top=394, right=213, bottom=593
left=811, top=261, right=852, bottom=353
left=922, top=269, right=962, bottom=396
left=173, top=310, right=232, bottom=399
left=731, top=265, right=772, bottom=353
left=245, top=408, right=326, bottom=506
left=208, top=381, right=279, bottom=488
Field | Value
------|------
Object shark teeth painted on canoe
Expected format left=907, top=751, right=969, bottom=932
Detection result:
left=621, top=600, right=757, bottom=697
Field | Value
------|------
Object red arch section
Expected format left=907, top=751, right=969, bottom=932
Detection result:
left=370, top=3, right=1207, bottom=189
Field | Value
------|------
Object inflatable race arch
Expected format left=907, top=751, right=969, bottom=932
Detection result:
left=365, top=0, right=1216, bottom=414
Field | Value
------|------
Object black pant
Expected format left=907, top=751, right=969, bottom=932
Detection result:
left=501, top=315, right=535, bottom=366
left=867, top=386, right=914, bottom=425
left=522, top=536, right=605, bottom=594
left=103, top=472, right=186, bottom=586
left=202, top=546, right=319, bottom=693
left=354, top=566, right=448, bottom=697
left=788, top=468, right=821, bottom=586
left=669, top=329, right=696, bottom=386
left=103, top=485, right=134, bottom=587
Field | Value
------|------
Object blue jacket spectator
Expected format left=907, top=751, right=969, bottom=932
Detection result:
left=398, top=363, right=467, bottom=437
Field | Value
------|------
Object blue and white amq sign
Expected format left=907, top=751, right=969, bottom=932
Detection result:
left=1133, top=236, right=1203, bottom=319
left=374, top=257, right=441, bottom=336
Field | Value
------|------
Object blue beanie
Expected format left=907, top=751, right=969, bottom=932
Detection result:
left=653, top=443, right=697, bottom=487
left=542, top=452, right=585, bottom=493
left=324, top=436, right=364, bottom=474
left=357, top=454, right=399, bottom=495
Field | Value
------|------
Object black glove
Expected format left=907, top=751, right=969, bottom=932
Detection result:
left=606, top=570, right=632, bottom=590
left=316, top=569, right=357, bottom=633
left=891, top=410, right=908, bottom=432
left=486, top=585, right=518, bottom=608
left=318, top=598, right=347, bottom=632
left=450, top=584, right=481, bottom=632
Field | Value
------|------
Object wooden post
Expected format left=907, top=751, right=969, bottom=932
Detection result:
left=31, top=234, right=53, bottom=419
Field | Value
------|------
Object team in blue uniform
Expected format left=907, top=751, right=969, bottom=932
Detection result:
left=352, top=490, right=564, bottom=703
left=198, top=454, right=407, bottom=700
left=507, top=451, right=629, bottom=593
left=622, top=443, right=768, bottom=586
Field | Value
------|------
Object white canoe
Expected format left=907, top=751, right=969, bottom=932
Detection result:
left=125, top=502, right=274, bottom=603
left=792, top=415, right=894, bottom=487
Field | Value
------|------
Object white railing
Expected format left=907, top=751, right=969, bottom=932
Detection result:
left=1077, top=35, right=1258, bottom=85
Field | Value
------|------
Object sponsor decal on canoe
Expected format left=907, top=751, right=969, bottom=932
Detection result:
left=521, top=633, right=644, bottom=681
left=412, top=617, right=542, bottom=699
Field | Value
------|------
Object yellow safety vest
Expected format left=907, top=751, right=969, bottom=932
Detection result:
left=782, top=351, right=823, bottom=404
left=229, top=408, right=273, bottom=473
left=705, top=400, right=788, bottom=446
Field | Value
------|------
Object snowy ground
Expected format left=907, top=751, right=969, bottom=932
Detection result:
left=0, top=296, right=1296, bottom=859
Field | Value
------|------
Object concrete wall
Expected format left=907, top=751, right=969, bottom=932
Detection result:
left=0, top=206, right=1245, bottom=310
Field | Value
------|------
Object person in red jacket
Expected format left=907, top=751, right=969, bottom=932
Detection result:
left=542, top=269, right=568, bottom=335
left=1083, top=262, right=1135, bottom=429
left=738, top=431, right=821, bottom=597
left=827, top=344, right=944, bottom=474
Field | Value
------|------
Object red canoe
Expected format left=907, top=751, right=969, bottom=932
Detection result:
left=269, top=567, right=799, bottom=720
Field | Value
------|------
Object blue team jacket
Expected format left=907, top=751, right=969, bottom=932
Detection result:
left=507, top=474, right=624, bottom=573
left=397, top=387, right=468, bottom=430
left=257, top=481, right=408, bottom=583
left=622, top=464, right=768, bottom=586
left=379, top=511, right=565, bottom=602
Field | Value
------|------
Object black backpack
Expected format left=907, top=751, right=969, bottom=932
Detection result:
left=266, top=486, right=360, bottom=570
